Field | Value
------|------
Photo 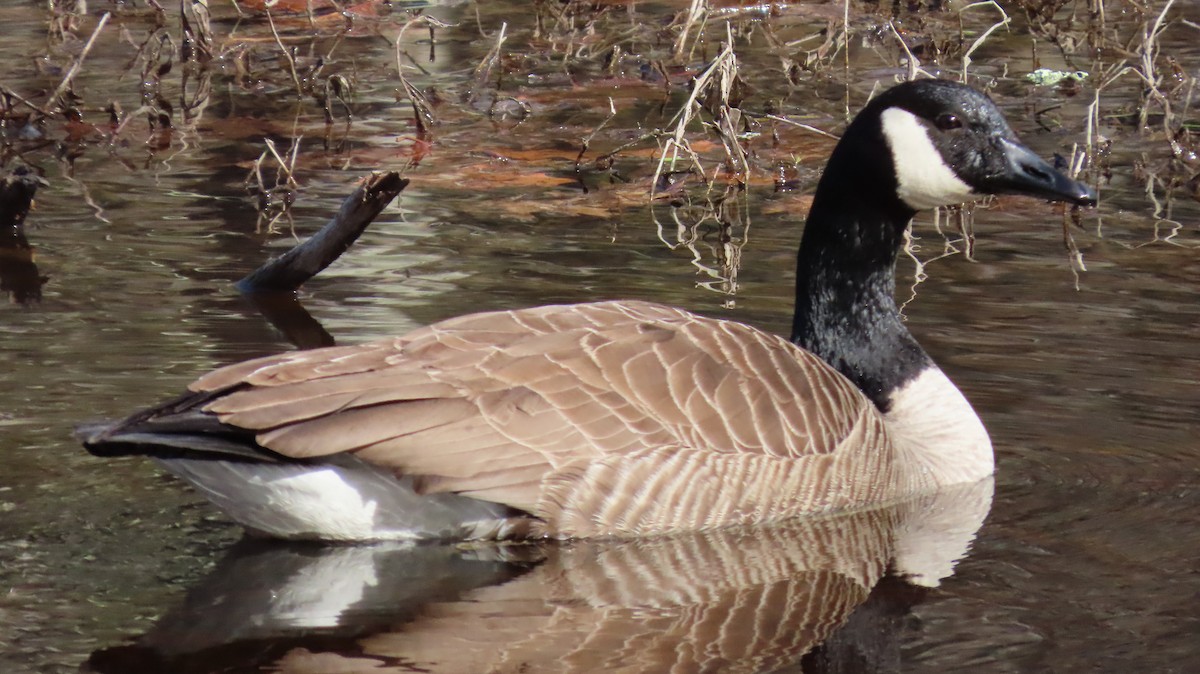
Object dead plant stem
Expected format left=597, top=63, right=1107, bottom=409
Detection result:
left=1, top=87, right=53, bottom=117
left=888, top=22, right=927, bottom=82
left=266, top=9, right=304, bottom=98
left=675, top=0, right=708, bottom=61
left=762, top=114, right=839, bottom=140
left=46, top=12, right=111, bottom=109
left=959, top=2, right=1011, bottom=81
left=576, top=97, right=618, bottom=171
left=654, top=23, right=741, bottom=198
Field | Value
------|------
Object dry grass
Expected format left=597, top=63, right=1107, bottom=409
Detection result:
left=652, top=26, right=744, bottom=199
left=2, top=0, right=1194, bottom=301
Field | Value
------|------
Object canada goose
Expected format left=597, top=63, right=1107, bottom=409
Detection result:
left=81, top=79, right=1095, bottom=541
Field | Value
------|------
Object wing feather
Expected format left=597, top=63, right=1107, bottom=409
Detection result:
left=188, top=300, right=892, bottom=534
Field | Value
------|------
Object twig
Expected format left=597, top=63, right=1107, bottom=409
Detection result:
left=473, top=22, right=508, bottom=94
left=46, top=12, right=111, bottom=109
left=266, top=9, right=304, bottom=98
left=888, top=21, right=929, bottom=82
left=395, top=17, right=442, bottom=132
left=653, top=26, right=738, bottom=198
left=959, top=2, right=1010, bottom=81
left=0, top=86, right=54, bottom=117
left=761, top=114, right=840, bottom=140
left=576, top=97, right=618, bottom=170
left=1062, top=207, right=1086, bottom=290
left=592, top=129, right=667, bottom=167
left=674, top=0, right=709, bottom=61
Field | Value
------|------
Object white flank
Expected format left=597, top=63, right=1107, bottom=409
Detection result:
left=880, top=107, right=976, bottom=210
left=156, top=456, right=518, bottom=541
left=884, top=366, right=994, bottom=487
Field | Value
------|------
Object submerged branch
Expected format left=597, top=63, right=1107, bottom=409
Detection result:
left=236, top=172, right=409, bottom=293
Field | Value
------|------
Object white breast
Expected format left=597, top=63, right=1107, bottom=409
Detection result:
left=883, top=366, right=995, bottom=488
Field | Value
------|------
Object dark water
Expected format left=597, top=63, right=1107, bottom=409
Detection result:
left=1, top=1, right=1197, bottom=672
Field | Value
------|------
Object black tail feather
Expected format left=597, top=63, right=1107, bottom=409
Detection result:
left=78, top=388, right=292, bottom=464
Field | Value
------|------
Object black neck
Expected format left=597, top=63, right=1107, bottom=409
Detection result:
left=789, top=129, right=932, bottom=411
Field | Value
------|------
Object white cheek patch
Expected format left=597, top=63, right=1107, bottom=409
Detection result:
left=880, top=107, right=977, bottom=211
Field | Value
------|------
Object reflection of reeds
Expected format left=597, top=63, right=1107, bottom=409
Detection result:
left=125, top=4, right=217, bottom=134
left=899, top=205, right=978, bottom=315
left=394, top=15, right=447, bottom=133
left=472, top=22, right=509, bottom=99
left=246, top=139, right=302, bottom=235
left=653, top=185, right=748, bottom=305
left=1076, top=0, right=1200, bottom=251
left=179, top=0, right=215, bottom=125
left=45, top=12, right=110, bottom=111
left=266, top=9, right=304, bottom=98
left=180, top=0, right=214, bottom=65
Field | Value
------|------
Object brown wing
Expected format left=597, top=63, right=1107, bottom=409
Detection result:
left=191, top=300, right=895, bottom=536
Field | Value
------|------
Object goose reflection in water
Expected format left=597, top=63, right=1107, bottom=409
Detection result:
left=84, top=478, right=991, bottom=674
left=0, top=166, right=49, bottom=306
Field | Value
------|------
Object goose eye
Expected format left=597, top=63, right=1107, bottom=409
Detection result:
left=935, top=113, right=963, bottom=131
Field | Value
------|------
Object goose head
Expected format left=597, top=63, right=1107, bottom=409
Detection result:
left=794, top=79, right=1098, bottom=369
left=852, top=79, right=1097, bottom=213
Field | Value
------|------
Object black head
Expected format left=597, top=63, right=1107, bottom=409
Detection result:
left=848, top=79, right=1096, bottom=213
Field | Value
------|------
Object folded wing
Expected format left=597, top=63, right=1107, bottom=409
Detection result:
left=189, top=300, right=895, bottom=536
